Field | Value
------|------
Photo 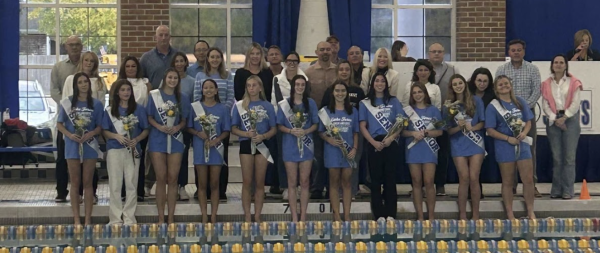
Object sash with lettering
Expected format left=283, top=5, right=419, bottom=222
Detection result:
left=235, top=101, right=273, bottom=163
left=404, top=106, right=440, bottom=156
left=191, top=101, right=226, bottom=165
left=318, top=108, right=357, bottom=168
left=455, top=111, right=487, bottom=156
left=490, top=99, right=533, bottom=147
left=105, top=107, right=140, bottom=160
left=150, top=90, right=183, bottom=154
left=360, top=99, right=399, bottom=142
left=279, top=100, right=314, bottom=157
left=60, top=98, right=103, bottom=162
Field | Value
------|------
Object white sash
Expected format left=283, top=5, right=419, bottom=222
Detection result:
left=360, top=99, right=399, bottom=143
left=403, top=106, right=440, bottom=155
left=150, top=90, right=183, bottom=154
left=318, top=108, right=357, bottom=168
left=490, top=99, right=533, bottom=145
left=278, top=100, right=315, bottom=154
left=105, top=107, right=140, bottom=158
left=60, top=98, right=103, bottom=160
left=191, top=102, right=226, bottom=164
left=455, top=111, right=487, bottom=156
left=235, top=101, right=273, bottom=163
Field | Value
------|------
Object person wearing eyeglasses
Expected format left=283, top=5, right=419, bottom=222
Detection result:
left=495, top=39, right=542, bottom=198
left=428, top=42, right=459, bottom=197
left=187, top=40, right=210, bottom=78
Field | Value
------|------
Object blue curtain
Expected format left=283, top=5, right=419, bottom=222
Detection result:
left=325, top=0, right=371, bottom=60
left=0, top=0, right=19, bottom=118
left=506, top=0, right=600, bottom=61
left=252, top=0, right=301, bottom=55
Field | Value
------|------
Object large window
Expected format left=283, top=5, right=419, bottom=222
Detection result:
left=19, top=0, right=118, bottom=125
left=372, top=0, right=454, bottom=61
left=170, top=0, right=252, bottom=69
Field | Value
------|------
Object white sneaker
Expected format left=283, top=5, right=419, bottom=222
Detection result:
left=282, top=189, right=289, bottom=200
left=150, top=183, right=157, bottom=196
left=179, top=186, right=189, bottom=200
left=144, top=186, right=151, bottom=197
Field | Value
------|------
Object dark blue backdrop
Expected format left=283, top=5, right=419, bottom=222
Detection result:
left=252, top=0, right=302, bottom=55
left=506, top=0, right=600, bottom=61
left=0, top=0, right=19, bottom=118
left=325, top=0, right=371, bottom=60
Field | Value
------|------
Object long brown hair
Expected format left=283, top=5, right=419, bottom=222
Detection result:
left=494, top=75, right=523, bottom=111
left=71, top=72, right=94, bottom=110
left=110, top=79, right=137, bottom=118
left=161, top=68, right=182, bottom=114
left=409, top=82, right=432, bottom=107
left=448, top=74, right=475, bottom=117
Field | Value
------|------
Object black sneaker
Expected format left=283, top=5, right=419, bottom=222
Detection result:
left=194, top=191, right=198, bottom=199
left=269, top=186, right=283, bottom=194
left=310, top=191, right=323, bottom=199
left=137, top=196, right=144, bottom=202
left=55, top=193, right=68, bottom=203
left=219, top=194, right=227, bottom=201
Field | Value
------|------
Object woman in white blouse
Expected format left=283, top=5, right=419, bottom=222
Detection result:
left=62, top=51, right=108, bottom=106
left=360, top=47, right=400, bottom=96
left=541, top=54, right=582, bottom=199
left=116, top=56, right=151, bottom=106
left=399, top=59, right=441, bottom=109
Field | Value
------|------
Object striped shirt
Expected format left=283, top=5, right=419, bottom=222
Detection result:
left=495, top=61, right=541, bottom=108
left=193, top=71, right=235, bottom=110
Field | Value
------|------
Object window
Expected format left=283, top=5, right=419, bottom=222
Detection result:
left=371, top=0, right=454, bottom=61
left=19, top=0, right=118, bottom=125
left=170, top=0, right=252, bottom=69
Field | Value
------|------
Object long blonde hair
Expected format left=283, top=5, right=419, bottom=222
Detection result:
left=242, top=42, right=268, bottom=70
left=242, top=75, right=267, bottom=110
left=76, top=51, right=105, bottom=91
left=447, top=74, right=476, bottom=117
left=494, top=75, right=522, bottom=111
left=368, top=47, right=394, bottom=80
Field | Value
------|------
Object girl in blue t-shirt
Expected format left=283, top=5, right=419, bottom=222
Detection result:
left=276, top=75, right=319, bottom=222
left=359, top=73, right=405, bottom=220
left=186, top=79, right=231, bottom=224
left=57, top=72, right=104, bottom=226
left=319, top=81, right=359, bottom=222
left=146, top=67, right=191, bottom=224
left=102, top=79, right=149, bottom=225
left=485, top=75, right=535, bottom=220
left=402, top=82, right=443, bottom=221
left=231, top=75, right=277, bottom=223
left=445, top=74, right=486, bottom=220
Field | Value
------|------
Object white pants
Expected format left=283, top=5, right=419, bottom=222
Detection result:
left=107, top=148, right=139, bottom=224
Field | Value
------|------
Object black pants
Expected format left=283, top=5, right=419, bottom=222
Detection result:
left=368, top=135, right=398, bottom=219
left=435, top=131, right=449, bottom=187
left=56, top=131, right=98, bottom=196
left=178, top=132, right=193, bottom=187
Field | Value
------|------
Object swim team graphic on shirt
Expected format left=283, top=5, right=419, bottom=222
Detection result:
left=70, top=107, right=94, bottom=122
left=330, top=116, right=353, bottom=133
left=377, top=103, right=394, bottom=119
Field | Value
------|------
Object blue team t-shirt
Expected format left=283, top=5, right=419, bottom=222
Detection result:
left=187, top=102, right=232, bottom=165
left=358, top=97, right=405, bottom=138
left=318, top=108, right=359, bottom=169
left=276, top=98, right=319, bottom=162
left=57, top=97, right=105, bottom=160
left=404, top=105, right=442, bottom=164
left=146, top=90, right=191, bottom=154
left=485, top=96, right=533, bottom=163
left=101, top=105, right=149, bottom=152
left=231, top=100, right=277, bottom=141
left=447, top=96, right=486, bottom=157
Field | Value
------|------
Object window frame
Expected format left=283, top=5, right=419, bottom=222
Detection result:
left=372, top=0, right=456, bottom=61
left=169, top=0, right=252, bottom=69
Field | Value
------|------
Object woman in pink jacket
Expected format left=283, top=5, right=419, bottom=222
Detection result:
left=541, top=54, right=583, bottom=199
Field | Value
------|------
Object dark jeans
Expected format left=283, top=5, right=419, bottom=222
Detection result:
left=275, top=131, right=287, bottom=188
left=56, top=131, right=98, bottom=196
left=309, top=135, right=326, bottom=193
left=178, top=132, right=193, bottom=187
left=435, top=131, right=450, bottom=187
left=368, top=135, right=398, bottom=219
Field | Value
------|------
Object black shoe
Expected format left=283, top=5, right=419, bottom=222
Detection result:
left=55, top=193, right=68, bottom=203
left=269, top=186, right=283, bottom=194
left=219, top=194, right=227, bottom=202
left=137, top=196, right=144, bottom=202
left=194, top=191, right=198, bottom=199
left=121, top=196, right=126, bottom=202
left=310, top=191, right=323, bottom=199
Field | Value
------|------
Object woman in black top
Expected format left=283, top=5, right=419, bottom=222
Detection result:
left=467, top=67, right=495, bottom=107
left=234, top=43, right=274, bottom=101
left=321, top=60, right=366, bottom=109
left=566, top=29, right=600, bottom=61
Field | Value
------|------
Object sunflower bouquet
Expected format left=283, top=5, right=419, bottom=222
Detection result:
left=121, top=114, right=139, bottom=163
left=196, top=114, right=219, bottom=162
left=73, top=113, right=91, bottom=163
left=507, top=115, right=525, bottom=157
left=384, top=114, right=409, bottom=140
left=325, top=124, right=356, bottom=168
left=290, top=108, right=307, bottom=158
left=434, top=100, right=462, bottom=129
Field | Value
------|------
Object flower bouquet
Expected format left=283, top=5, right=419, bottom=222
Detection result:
left=290, top=108, right=307, bottom=158
left=507, top=115, right=525, bottom=158
left=325, top=124, right=356, bottom=168
left=161, top=101, right=179, bottom=153
left=73, top=114, right=91, bottom=163
left=196, top=114, right=219, bottom=162
left=248, top=109, right=268, bottom=155
left=384, top=114, right=409, bottom=141
left=433, top=100, right=462, bottom=129
left=121, top=114, right=139, bottom=164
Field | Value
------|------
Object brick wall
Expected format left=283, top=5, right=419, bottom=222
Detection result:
left=120, top=0, right=170, bottom=59
left=119, top=0, right=506, bottom=62
left=456, top=0, right=506, bottom=61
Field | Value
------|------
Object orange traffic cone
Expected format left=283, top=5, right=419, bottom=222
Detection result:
left=580, top=179, right=591, bottom=200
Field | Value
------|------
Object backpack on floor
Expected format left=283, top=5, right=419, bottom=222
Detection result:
left=0, top=124, right=33, bottom=166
